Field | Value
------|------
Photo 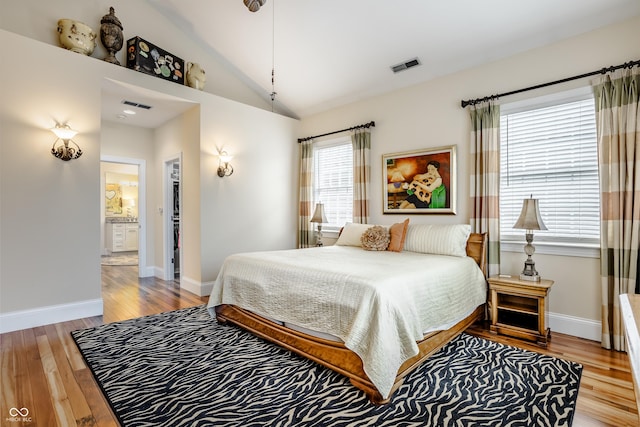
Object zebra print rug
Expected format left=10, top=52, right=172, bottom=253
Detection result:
left=72, top=305, right=582, bottom=427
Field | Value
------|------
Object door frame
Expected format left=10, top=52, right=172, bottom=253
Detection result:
left=163, top=154, right=182, bottom=281
left=100, top=155, right=149, bottom=277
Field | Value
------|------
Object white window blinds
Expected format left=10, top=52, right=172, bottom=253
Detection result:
left=499, top=97, right=600, bottom=244
left=314, top=139, right=353, bottom=228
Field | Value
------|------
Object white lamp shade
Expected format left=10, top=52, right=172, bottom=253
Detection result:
left=310, top=203, right=327, bottom=223
left=219, top=152, right=233, bottom=163
left=513, top=198, right=548, bottom=231
left=51, top=125, right=78, bottom=140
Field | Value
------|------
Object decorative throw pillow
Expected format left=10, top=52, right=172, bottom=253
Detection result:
left=361, top=225, right=390, bottom=251
left=403, top=224, right=471, bottom=257
left=335, top=223, right=373, bottom=247
left=387, top=218, right=410, bottom=252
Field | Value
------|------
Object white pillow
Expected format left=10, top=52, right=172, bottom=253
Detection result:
left=335, top=223, right=375, bottom=247
left=403, top=224, right=471, bottom=257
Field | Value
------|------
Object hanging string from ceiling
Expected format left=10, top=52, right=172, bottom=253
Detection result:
left=270, top=0, right=277, bottom=111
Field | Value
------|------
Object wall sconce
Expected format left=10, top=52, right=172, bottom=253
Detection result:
left=217, top=151, right=234, bottom=177
left=50, top=124, right=82, bottom=161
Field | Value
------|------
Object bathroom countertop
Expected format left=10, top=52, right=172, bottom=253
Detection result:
left=106, top=217, right=138, bottom=223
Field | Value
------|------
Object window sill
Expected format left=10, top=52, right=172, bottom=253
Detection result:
left=500, top=240, right=600, bottom=258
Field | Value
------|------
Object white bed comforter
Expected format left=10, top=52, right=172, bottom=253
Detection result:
left=207, top=246, right=486, bottom=399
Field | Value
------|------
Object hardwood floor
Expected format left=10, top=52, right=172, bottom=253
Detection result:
left=1, top=266, right=637, bottom=426
left=1, top=266, right=207, bottom=427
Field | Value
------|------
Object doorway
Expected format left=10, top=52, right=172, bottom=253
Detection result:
left=164, top=156, right=182, bottom=282
left=100, top=155, right=148, bottom=277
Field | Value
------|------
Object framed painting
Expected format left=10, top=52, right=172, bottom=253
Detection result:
left=383, top=145, right=457, bottom=214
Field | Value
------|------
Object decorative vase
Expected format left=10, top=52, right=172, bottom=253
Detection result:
left=100, top=7, right=124, bottom=65
left=57, top=19, right=97, bottom=55
left=186, top=62, right=206, bottom=90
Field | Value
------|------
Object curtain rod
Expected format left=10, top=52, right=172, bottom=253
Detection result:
left=460, top=59, right=640, bottom=108
left=297, top=121, right=375, bottom=143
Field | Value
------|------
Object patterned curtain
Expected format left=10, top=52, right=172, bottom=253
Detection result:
left=298, top=140, right=314, bottom=248
left=592, top=65, right=640, bottom=351
left=469, top=100, right=501, bottom=276
left=351, top=129, right=371, bottom=224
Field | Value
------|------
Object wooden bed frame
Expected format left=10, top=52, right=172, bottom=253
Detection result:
left=215, top=232, right=487, bottom=405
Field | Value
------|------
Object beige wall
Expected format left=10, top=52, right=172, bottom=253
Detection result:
left=298, top=16, right=640, bottom=339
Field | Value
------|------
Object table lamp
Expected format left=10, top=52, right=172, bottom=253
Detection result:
left=310, top=203, right=328, bottom=247
left=513, top=196, right=547, bottom=281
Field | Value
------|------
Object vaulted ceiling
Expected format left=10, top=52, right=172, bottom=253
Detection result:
left=105, top=0, right=640, bottom=126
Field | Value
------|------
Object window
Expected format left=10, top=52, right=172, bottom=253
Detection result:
left=499, top=90, right=600, bottom=251
left=313, top=137, right=353, bottom=230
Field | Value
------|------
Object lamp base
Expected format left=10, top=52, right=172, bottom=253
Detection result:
left=520, top=234, right=541, bottom=281
left=315, top=225, right=324, bottom=247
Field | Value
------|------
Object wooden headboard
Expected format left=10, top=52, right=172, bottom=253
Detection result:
left=466, top=232, right=487, bottom=277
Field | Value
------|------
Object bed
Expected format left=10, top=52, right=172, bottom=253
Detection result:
left=208, top=223, right=487, bottom=404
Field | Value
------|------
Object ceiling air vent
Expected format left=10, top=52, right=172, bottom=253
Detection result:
left=122, top=100, right=152, bottom=110
left=391, top=57, right=421, bottom=73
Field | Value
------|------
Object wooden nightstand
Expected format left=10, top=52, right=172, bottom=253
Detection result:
left=488, top=275, right=554, bottom=347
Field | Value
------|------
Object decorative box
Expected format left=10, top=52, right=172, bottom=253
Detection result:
left=126, top=36, right=185, bottom=85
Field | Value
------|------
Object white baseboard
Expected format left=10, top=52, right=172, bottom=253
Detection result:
left=548, top=311, right=601, bottom=342
left=180, top=276, right=214, bottom=297
left=139, top=265, right=155, bottom=278
left=153, top=266, right=165, bottom=279
left=0, top=298, right=103, bottom=334
left=150, top=268, right=212, bottom=297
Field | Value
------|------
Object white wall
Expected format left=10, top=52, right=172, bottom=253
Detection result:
left=198, top=98, right=299, bottom=290
left=152, top=107, right=202, bottom=285
left=298, top=16, right=640, bottom=340
left=0, top=33, right=103, bottom=327
left=0, top=29, right=299, bottom=332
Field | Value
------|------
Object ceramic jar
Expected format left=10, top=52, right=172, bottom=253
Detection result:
left=57, top=19, right=97, bottom=55
left=186, top=62, right=206, bottom=90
